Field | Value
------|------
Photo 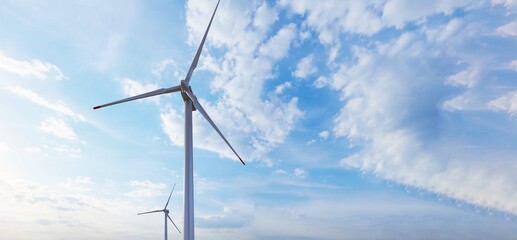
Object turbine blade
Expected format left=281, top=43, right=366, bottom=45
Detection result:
left=137, top=209, right=163, bottom=215
left=183, top=90, right=245, bottom=165
left=164, top=183, right=176, bottom=209
left=93, top=85, right=181, bottom=110
left=184, top=0, right=220, bottom=84
left=167, top=215, right=181, bottom=234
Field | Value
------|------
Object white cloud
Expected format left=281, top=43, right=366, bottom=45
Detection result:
left=152, top=58, right=184, bottom=81
left=160, top=105, right=184, bottom=146
left=186, top=0, right=252, bottom=48
left=38, top=117, right=78, bottom=141
left=425, top=18, right=464, bottom=44
left=488, top=91, right=517, bottom=115
left=317, top=15, right=517, bottom=215
left=253, top=1, right=278, bottom=31
left=126, top=180, right=167, bottom=198
left=381, top=0, right=477, bottom=29
left=274, top=168, right=307, bottom=178
left=314, top=76, right=329, bottom=88
left=293, top=168, right=306, bottom=178
left=293, top=54, right=317, bottom=79
left=59, top=176, right=95, bottom=191
left=492, top=0, right=517, bottom=8
left=274, top=81, right=292, bottom=94
left=259, top=24, right=297, bottom=61
left=165, top=1, right=304, bottom=164
left=161, top=96, right=302, bottom=162
left=510, top=60, right=517, bottom=71
left=299, top=30, right=311, bottom=42
left=53, top=145, right=82, bottom=158
left=279, top=0, right=476, bottom=45
left=318, top=131, right=329, bottom=139
left=443, top=95, right=470, bottom=111
left=442, top=92, right=487, bottom=111
left=75, top=176, right=94, bottom=185
left=152, top=59, right=175, bottom=78
left=279, top=1, right=383, bottom=43
left=0, top=51, right=67, bottom=80
left=328, top=43, right=340, bottom=63
left=497, top=21, right=517, bottom=37
left=446, top=65, right=483, bottom=88
left=121, top=78, right=161, bottom=104
left=8, top=85, right=85, bottom=121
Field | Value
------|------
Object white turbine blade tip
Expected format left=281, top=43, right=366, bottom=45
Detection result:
left=184, top=91, right=246, bottom=165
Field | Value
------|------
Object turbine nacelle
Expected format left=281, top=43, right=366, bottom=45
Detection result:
left=180, top=80, right=197, bottom=111
left=180, top=80, right=189, bottom=93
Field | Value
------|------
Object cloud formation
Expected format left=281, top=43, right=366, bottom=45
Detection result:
left=293, top=54, right=317, bottom=79
left=120, top=78, right=161, bottom=104
left=0, top=51, right=67, bottom=80
left=489, top=91, right=517, bottom=115
left=283, top=0, right=517, bottom=215
left=8, top=85, right=85, bottom=122
left=38, top=117, right=78, bottom=141
left=160, top=0, right=303, bottom=163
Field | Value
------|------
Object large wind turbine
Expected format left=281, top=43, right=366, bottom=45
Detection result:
left=93, top=1, right=245, bottom=239
left=138, top=183, right=181, bottom=240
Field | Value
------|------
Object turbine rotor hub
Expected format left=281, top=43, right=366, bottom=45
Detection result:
left=180, top=80, right=197, bottom=111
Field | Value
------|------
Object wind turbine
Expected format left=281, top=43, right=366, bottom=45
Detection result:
left=138, top=183, right=181, bottom=240
left=93, top=0, right=245, bottom=239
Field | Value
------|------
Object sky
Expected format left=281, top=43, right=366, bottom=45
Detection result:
left=0, top=0, right=517, bottom=239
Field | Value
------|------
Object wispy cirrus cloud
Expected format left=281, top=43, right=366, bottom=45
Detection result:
left=0, top=51, right=67, bottom=80
left=8, top=85, right=85, bottom=122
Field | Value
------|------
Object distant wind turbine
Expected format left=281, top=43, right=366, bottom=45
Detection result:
left=93, top=0, right=245, bottom=239
left=138, top=183, right=181, bottom=240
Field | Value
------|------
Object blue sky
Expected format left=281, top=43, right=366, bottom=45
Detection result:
left=1, top=0, right=517, bottom=239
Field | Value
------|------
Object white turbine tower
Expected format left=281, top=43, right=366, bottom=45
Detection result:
left=93, top=1, right=245, bottom=239
left=138, top=183, right=181, bottom=240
